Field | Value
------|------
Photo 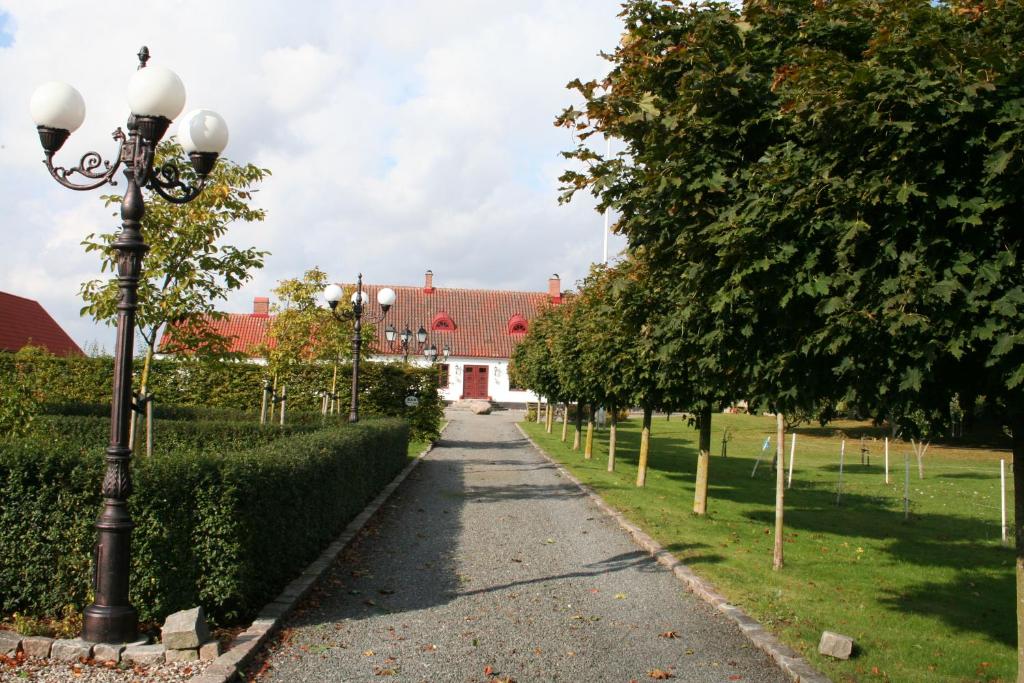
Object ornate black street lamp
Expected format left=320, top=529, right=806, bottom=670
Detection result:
left=324, top=275, right=395, bottom=422
left=30, top=47, right=228, bottom=644
left=423, top=342, right=451, bottom=364
left=384, top=323, right=428, bottom=361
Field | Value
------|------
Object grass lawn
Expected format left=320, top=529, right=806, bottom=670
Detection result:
left=521, top=413, right=1014, bottom=683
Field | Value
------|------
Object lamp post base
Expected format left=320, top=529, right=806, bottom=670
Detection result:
left=82, top=604, right=138, bottom=645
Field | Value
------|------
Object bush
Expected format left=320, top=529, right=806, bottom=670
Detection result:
left=0, top=418, right=409, bottom=626
left=0, top=353, right=442, bottom=441
left=30, top=415, right=315, bottom=453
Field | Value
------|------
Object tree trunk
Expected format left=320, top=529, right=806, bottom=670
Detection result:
left=573, top=401, right=582, bottom=451
left=607, top=404, right=617, bottom=472
left=1011, top=416, right=1024, bottom=681
left=561, top=402, right=569, bottom=443
left=693, top=405, right=712, bottom=515
left=546, top=398, right=554, bottom=433
left=584, top=404, right=595, bottom=460
left=637, top=406, right=652, bottom=487
left=773, top=412, right=785, bottom=570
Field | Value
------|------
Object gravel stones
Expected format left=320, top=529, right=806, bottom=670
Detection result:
left=248, top=410, right=791, bottom=682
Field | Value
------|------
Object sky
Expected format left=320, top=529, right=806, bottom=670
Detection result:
left=0, top=1, right=628, bottom=352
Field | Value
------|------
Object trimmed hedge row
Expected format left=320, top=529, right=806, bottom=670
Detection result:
left=31, top=415, right=318, bottom=453
left=0, top=351, right=442, bottom=441
left=0, top=418, right=409, bottom=625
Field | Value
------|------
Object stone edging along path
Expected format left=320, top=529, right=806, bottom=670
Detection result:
left=514, top=423, right=830, bottom=683
left=190, top=425, right=449, bottom=683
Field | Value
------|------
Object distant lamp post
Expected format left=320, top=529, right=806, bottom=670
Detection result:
left=424, top=343, right=451, bottom=364
left=386, top=323, right=429, bottom=361
left=324, top=274, right=395, bottom=422
left=30, top=47, right=228, bottom=645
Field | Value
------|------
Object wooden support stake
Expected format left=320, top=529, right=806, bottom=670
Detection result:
left=1002, top=459, right=1008, bottom=545
left=884, top=436, right=890, bottom=484
left=787, top=432, right=796, bottom=489
left=836, top=438, right=846, bottom=505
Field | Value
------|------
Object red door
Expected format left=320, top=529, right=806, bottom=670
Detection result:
left=462, top=365, right=489, bottom=399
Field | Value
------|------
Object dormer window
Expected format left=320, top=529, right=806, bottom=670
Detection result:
left=431, top=312, right=456, bottom=331
left=508, top=314, right=528, bottom=335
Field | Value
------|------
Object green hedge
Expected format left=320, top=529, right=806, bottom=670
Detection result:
left=0, top=351, right=442, bottom=441
left=31, top=415, right=316, bottom=453
left=0, top=418, right=409, bottom=625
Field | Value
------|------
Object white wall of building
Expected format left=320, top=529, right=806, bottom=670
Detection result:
left=371, top=354, right=538, bottom=404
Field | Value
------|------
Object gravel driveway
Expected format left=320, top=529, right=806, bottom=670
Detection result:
left=247, top=410, right=789, bottom=682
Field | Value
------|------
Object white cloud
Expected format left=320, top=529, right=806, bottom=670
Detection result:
left=0, top=0, right=628, bottom=349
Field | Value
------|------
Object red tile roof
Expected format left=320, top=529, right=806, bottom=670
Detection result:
left=160, top=312, right=272, bottom=356
left=159, top=283, right=559, bottom=360
left=0, top=291, right=84, bottom=356
left=357, top=283, right=554, bottom=359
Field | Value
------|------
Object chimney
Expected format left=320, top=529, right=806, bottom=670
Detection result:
left=424, top=269, right=435, bottom=294
left=253, top=296, right=270, bottom=316
left=548, top=274, right=562, bottom=304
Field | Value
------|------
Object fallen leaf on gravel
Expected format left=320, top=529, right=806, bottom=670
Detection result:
left=484, top=665, right=494, bottom=675
left=615, top=593, right=627, bottom=599
left=589, top=588, right=600, bottom=594
left=729, top=676, right=743, bottom=681
left=363, top=649, right=376, bottom=657
left=373, top=665, right=397, bottom=675
left=543, top=538, right=555, bottom=544
left=659, top=631, right=679, bottom=639
left=684, top=649, right=694, bottom=656
left=649, top=669, right=674, bottom=680
left=420, top=644, right=437, bottom=652
left=511, top=558, right=523, bottom=563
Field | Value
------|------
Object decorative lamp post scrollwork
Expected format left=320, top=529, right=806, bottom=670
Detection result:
left=30, top=47, right=229, bottom=645
left=323, top=274, right=396, bottom=422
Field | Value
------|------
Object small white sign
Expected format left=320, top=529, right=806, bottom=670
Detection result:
left=404, top=395, right=420, bottom=407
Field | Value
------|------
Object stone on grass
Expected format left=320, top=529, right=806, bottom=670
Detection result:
left=123, top=643, right=166, bottom=666
left=93, top=642, right=126, bottom=663
left=166, top=647, right=199, bottom=663
left=818, top=630, right=854, bottom=660
left=0, top=631, right=22, bottom=656
left=50, top=638, right=93, bottom=662
left=162, top=606, right=211, bottom=650
left=21, top=636, right=53, bottom=659
left=199, top=640, right=222, bottom=660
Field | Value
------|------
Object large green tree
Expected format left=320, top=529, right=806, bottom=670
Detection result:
left=561, top=0, right=1024, bottom=666
left=80, top=141, right=270, bottom=394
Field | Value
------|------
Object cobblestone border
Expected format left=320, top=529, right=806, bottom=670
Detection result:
left=191, top=426, right=449, bottom=683
left=515, top=423, right=830, bottom=683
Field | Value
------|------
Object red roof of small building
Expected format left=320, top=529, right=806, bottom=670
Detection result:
left=161, top=312, right=272, bottom=356
left=0, top=291, right=84, bottom=356
left=159, top=278, right=560, bottom=360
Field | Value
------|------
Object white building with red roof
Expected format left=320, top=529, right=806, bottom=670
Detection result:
left=161, top=272, right=562, bottom=405
left=0, top=291, right=84, bottom=356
